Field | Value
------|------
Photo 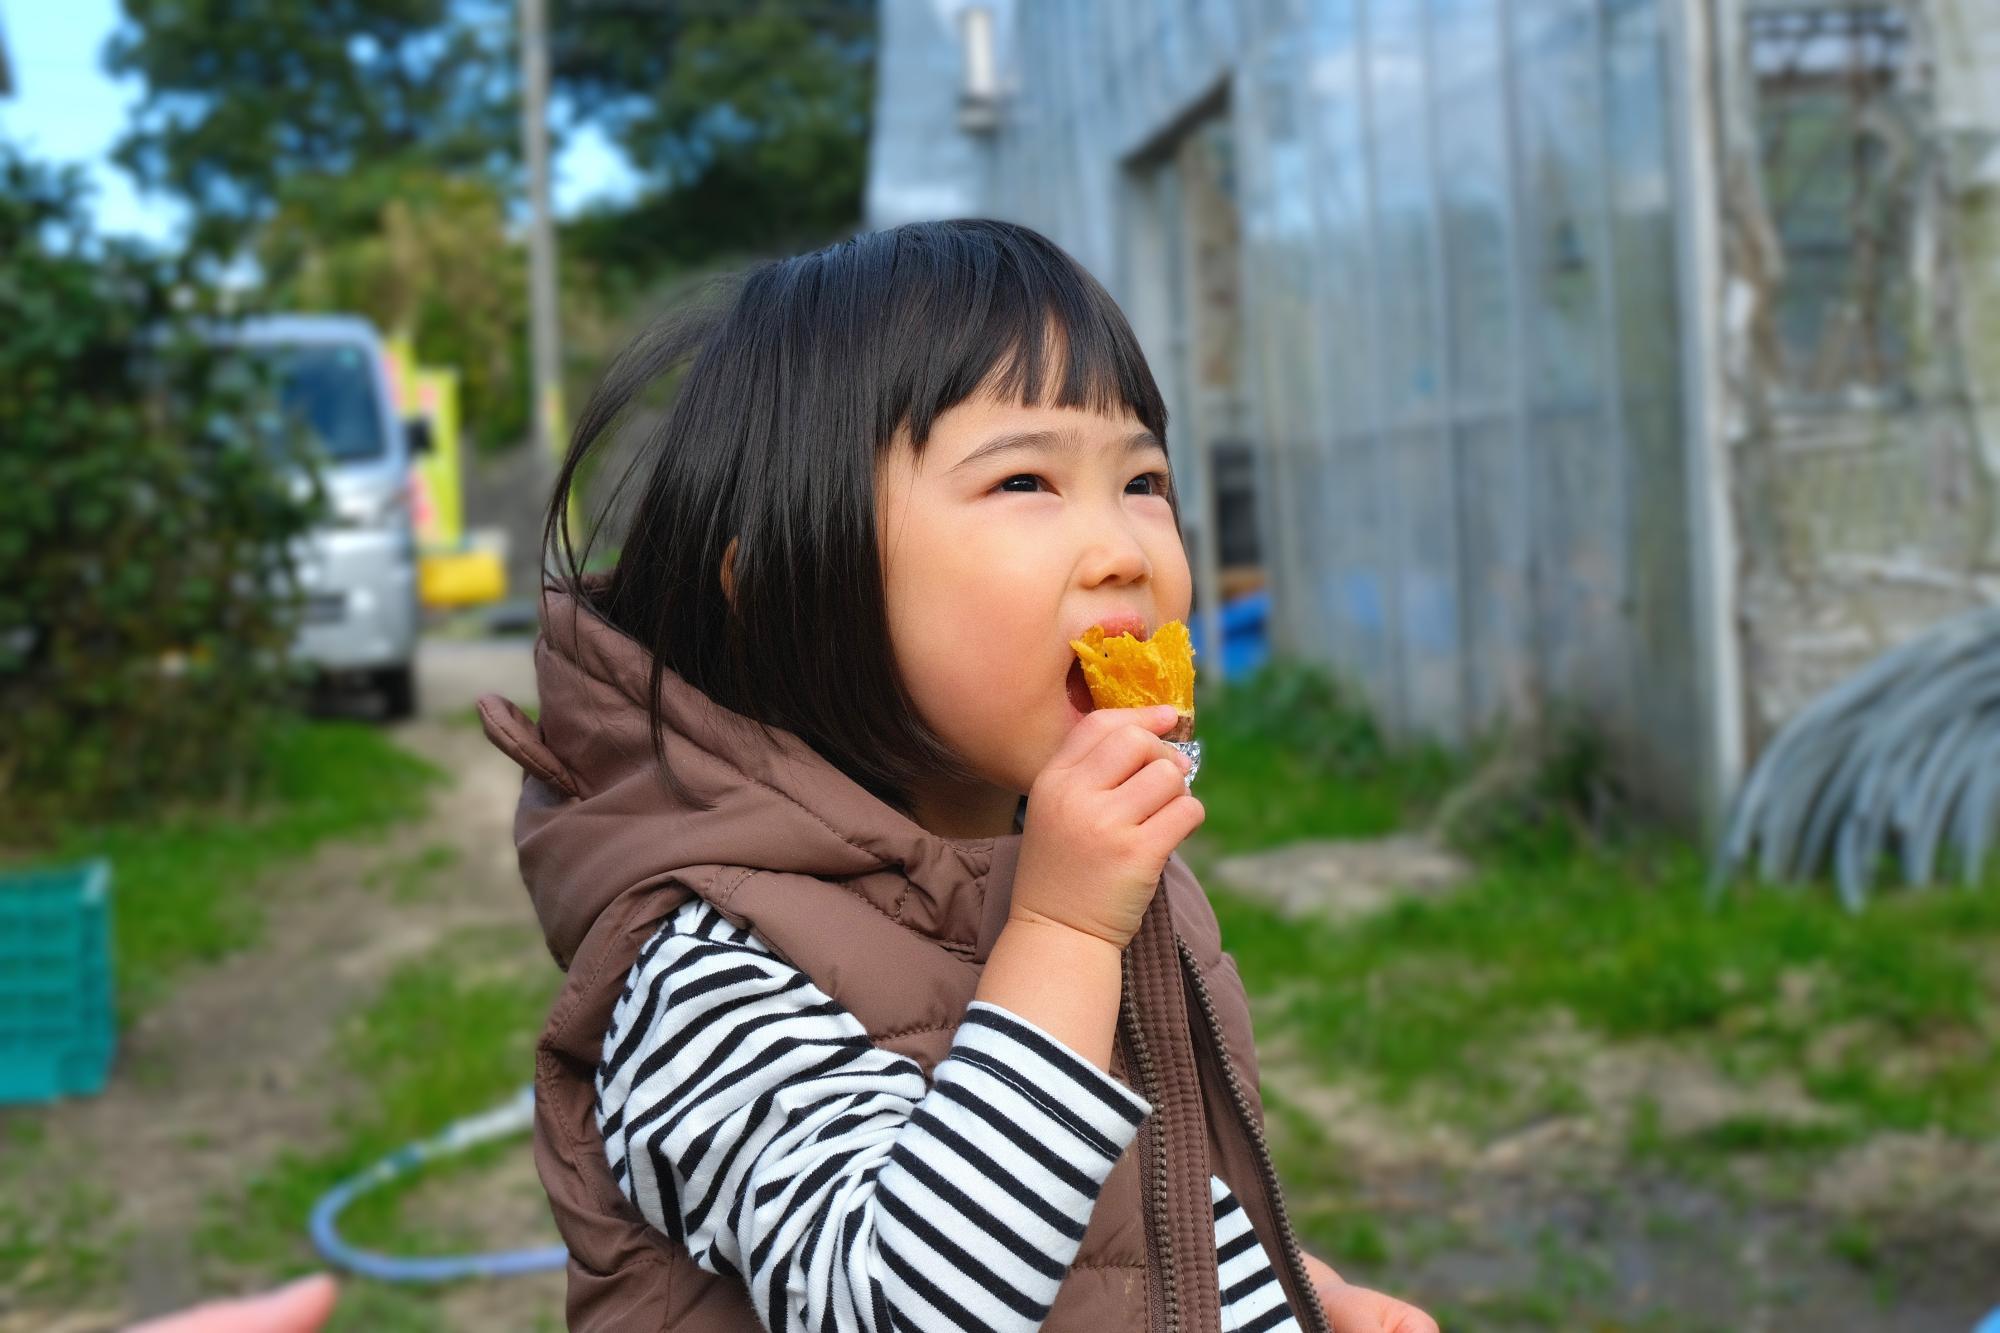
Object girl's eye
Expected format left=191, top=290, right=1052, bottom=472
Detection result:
left=993, top=471, right=1173, bottom=496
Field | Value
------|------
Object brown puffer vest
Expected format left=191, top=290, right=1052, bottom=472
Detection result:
left=478, top=576, right=1331, bottom=1333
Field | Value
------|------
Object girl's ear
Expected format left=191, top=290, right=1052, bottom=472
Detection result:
left=720, top=536, right=740, bottom=609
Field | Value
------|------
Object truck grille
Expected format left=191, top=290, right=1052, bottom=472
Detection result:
left=303, top=592, right=347, bottom=624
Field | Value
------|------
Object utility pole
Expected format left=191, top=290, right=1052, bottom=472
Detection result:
left=518, top=0, right=569, bottom=568
left=0, top=2, right=16, bottom=98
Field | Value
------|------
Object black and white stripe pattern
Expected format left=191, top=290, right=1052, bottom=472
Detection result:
left=596, top=896, right=1302, bottom=1332
left=1211, top=1175, right=1301, bottom=1332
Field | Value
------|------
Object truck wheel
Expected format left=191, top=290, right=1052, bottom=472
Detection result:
left=376, top=663, right=418, bottom=721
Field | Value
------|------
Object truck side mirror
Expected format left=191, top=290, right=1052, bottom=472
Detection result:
left=405, top=418, right=435, bottom=457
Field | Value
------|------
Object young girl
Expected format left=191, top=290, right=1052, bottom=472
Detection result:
left=478, top=219, right=1434, bottom=1333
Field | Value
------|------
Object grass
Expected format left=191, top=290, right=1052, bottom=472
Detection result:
left=1207, top=843, right=2000, bottom=1137
left=1192, top=662, right=1459, bottom=851
left=1260, top=1086, right=1388, bottom=1265
left=1192, top=663, right=2000, bottom=1144
left=1216, top=836, right=2000, bottom=1128
left=197, top=921, right=559, bottom=1330
left=0, top=1177, right=119, bottom=1305
left=0, top=715, right=447, bottom=1318
left=4, top=717, right=445, bottom=1019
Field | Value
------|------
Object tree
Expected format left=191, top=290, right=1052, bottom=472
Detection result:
left=258, top=161, right=533, bottom=451
left=108, top=0, right=875, bottom=265
left=106, top=0, right=517, bottom=252
left=558, top=5, right=877, bottom=283
left=104, top=0, right=877, bottom=446
left=0, top=142, right=323, bottom=835
left=108, top=1, right=535, bottom=445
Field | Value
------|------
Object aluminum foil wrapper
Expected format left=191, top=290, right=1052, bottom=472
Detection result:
left=1171, top=739, right=1201, bottom=786
left=1167, top=714, right=1199, bottom=785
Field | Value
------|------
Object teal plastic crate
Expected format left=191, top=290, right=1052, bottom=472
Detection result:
left=0, top=857, right=115, bottom=1103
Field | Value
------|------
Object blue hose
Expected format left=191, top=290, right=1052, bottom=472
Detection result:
left=308, top=1084, right=567, bottom=1282
left=1976, top=1307, right=2000, bottom=1333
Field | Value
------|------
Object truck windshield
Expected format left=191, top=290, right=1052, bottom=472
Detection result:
left=251, top=343, right=387, bottom=464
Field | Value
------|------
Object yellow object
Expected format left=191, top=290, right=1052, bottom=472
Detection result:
left=1070, top=620, right=1197, bottom=716
left=385, top=332, right=501, bottom=611
left=384, top=333, right=465, bottom=552
left=410, top=367, right=463, bottom=549
left=419, top=549, right=507, bottom=609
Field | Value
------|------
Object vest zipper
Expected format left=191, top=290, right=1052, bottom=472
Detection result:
left=1119, top=950, right=1178, bottom=1333
left=1175, top=936, right=1334, bottom=1333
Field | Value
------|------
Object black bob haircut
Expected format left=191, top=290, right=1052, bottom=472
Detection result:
left=546, top=218, right=1176, bottom=818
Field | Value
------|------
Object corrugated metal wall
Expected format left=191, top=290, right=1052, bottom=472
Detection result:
left=1224, top=0, right=1704, bottom=816
left=871, top=0, right=1714, bottom=821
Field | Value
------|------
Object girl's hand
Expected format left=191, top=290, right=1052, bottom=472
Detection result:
left=1013, top=704, right=1202, bottom=951
left=1305, top=1253, right=1438, bottom=1333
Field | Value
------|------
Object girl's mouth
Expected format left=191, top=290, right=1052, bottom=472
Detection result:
left=1065, top=659, right=1095, bottom=717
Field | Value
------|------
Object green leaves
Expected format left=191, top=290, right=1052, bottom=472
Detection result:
left=560, top=4, right=876, bottom=283
left=257, top=162, right=531, bottom=452
left=106, top=0, right=516, bottom=249
left=0, top=142, right=322, bottom=836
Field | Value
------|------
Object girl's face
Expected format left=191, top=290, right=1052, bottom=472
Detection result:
left=876, top=392, right=1194, bottom=823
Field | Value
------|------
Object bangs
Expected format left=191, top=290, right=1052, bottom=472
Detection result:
left=871, top=220, right=1168, bottom=455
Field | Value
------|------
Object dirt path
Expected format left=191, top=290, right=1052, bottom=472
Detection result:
left=0, top=640, right=566, bottom=1332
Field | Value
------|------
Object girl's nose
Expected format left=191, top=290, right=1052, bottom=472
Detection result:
left=1076, top=524, right=1152, bottom=587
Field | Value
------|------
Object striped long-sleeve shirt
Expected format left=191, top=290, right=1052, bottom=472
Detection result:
left=595, top=895, right=1304, bottom=1333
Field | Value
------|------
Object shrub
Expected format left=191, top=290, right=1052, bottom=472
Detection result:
left=0, top=144, right=323, bottom=838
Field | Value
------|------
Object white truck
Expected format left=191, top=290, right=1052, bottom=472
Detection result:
left=223, top=314, right=426, bottom=718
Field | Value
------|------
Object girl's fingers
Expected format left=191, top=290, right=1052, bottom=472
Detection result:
left=1047, top=705, right=1178, bottom=774
left=1108, top=756, right=1195, bottom=827
left=1071, top=722, right=1186, bottom=796
left=1138, top=791, right=1204, bottom=847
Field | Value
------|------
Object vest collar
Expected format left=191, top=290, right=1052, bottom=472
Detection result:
left=481, top=575, right=1026, bottom=967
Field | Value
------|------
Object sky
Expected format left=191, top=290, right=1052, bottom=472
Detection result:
left=0, top=0, right=638, bottom=247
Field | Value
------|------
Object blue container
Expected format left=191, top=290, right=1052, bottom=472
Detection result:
left=1188, top=590, right=1272, bottom=683
left=0, top=857, right=115, bottom=1103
